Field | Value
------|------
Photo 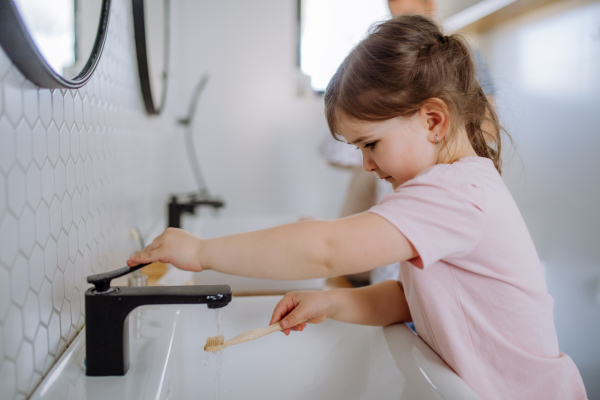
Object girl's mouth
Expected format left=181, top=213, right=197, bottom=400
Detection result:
left=384, top=176, right=392, bottom=181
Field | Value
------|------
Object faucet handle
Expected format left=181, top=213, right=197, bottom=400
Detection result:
left=87, top=263, right=150, bottom=293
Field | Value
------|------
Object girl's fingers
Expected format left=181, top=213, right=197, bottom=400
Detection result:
left=270, top=295, right=296, bottom=325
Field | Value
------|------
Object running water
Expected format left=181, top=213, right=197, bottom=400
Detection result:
left=213, top=309, right=225, bottom=399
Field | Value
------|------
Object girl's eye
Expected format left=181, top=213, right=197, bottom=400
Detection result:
left=364, top=141, right=377, bottom=149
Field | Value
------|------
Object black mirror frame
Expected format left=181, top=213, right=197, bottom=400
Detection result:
left=132, top=0, right=170, bottom=115
left=0, top=0, right=112, bottom=89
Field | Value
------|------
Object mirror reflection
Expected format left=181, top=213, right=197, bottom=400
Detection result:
left=145, top=0, right=168, bottom=109
left=13, top=0, right=103, bottom=80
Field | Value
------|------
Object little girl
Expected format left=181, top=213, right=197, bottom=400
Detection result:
left=129, top=15, right=587, bottom=400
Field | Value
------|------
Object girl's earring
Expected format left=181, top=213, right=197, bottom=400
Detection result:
left=434, top=134, right=438, bottom=144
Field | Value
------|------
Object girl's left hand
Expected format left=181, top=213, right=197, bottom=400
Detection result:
left=270, top=290, right=336, bottom=335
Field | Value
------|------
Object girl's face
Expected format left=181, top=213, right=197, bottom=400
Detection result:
left=338, top=113, right=439, bottom=190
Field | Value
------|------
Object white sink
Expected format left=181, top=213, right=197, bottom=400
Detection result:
left=31, top=296, right=479, bottom=399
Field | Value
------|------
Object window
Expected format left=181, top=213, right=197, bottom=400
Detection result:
left=298, top=0, right=390, bottom=92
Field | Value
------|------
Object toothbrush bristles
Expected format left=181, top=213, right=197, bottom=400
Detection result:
left=204, top=335, right=225, bottom=352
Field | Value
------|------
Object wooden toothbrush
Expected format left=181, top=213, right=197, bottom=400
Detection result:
left=204, top=319, right=308, bottom=352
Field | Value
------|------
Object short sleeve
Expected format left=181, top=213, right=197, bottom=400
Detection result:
left=369, top=165, right=486, bottom=269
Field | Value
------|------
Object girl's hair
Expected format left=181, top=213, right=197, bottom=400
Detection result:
left=324, top=14, right=507, bottom=173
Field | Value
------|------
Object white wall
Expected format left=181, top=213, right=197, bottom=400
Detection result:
left=477, top=0, right=600, bottom=397
left=171, top=0, right=351, bottom=220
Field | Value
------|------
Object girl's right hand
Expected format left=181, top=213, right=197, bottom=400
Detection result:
left=127, top=228, right=205, bottom=272
left=270, top=290, right=337, bottom=335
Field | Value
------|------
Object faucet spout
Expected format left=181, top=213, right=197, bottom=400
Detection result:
left=85, top=275, right=231, bottom=376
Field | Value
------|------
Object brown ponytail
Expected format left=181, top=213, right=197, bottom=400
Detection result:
left=324, top=14, right=507, bottom=173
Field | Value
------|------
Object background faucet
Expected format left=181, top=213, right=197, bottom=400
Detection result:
left=85, top=263, right=231, bottom=376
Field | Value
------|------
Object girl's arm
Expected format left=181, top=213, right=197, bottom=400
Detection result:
left=128, top=212, right=417, bottom=280
left=270, top=280, right=412, bottom=335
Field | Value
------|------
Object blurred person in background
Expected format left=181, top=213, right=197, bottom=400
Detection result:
left=320, top=0, right=496, bottom=286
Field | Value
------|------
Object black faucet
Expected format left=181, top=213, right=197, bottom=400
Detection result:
left=168, top=192, right=225, bottom=229
left=85, top=263, right=231, bottom=376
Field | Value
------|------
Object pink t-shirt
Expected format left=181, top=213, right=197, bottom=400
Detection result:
left=369, top=156, right=587, bottom=400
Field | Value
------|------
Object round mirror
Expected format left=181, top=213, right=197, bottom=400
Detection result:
left=0, top=0, right=111, bottom=88
left=132, top=0, right=170, bottom=115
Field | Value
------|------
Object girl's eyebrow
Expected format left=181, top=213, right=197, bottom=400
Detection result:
left=350, top=135, right=373, bottom=145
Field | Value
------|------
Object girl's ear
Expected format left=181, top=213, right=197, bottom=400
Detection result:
left=418, top=98, right=450, bottom=144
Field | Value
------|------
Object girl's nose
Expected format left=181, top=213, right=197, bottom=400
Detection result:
left=362, top=153, right=377, bottom=172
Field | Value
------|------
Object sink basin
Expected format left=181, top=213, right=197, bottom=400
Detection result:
left=31, top=296, right=479, bottom=399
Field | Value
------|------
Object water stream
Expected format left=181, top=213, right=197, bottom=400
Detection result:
left=204, top=309, right=225, bottom=399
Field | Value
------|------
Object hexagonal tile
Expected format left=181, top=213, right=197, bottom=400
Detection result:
left=38, top=89, right=52, bottom=128
left=18, top=206, right=35, bottom=256
left=61, top=194, right=72, bottom=230
left=11, top=255, right=30, bottom=306
left=47, top=310, right=60, bottom=355
left=82, top=249, right=92, bottom=284
left=46, top=121, right=59, bottom=167
left=75, top=158, right=84, bottom=192
left=28, top=244, right=44, bottom=293
left=72, top=191, right=81, bottom=227
left=49, top=197, right=61, bottom=239
left=7, top=164, right=26, bottom=216
left=77, top=221, right=86, bottom=257
left=59, top=124, right=70, bottom=163
left=84, top=156, right=93, bottom=185
left=4, top=304, right=24, bottom=360
left=71, top=289, right=81, bottom=327
left=80, top=126, right=89, bottom=157
left=31, top=121, right=47, bottom=168
left=73, top=253, right=84, bottom=292
left=54, top=158, right=66, bottom=200
left=33, top=325, right=48, bottom=373
left=0, top=323, right=4, bottom=362
left=15, top=119, right=33, bottom=169
left=0, top=266, right=10, bottom=319
left=57, top=230, right=68, bottom=271
left=64, top=91, right=74, bottom=128
left=68, top=225, right=78, bottom=261
left=0, top=173, right=6, bottom=219
left=16, top=340, right=34, bottom=393
left=35, top=202, right=49, bottom=247
left=60, top=300, right=71, bottom=339
left=57, top=338, right=67, bottom=358
left=22, top=81, right=39, bottom=127
left=51, top=90, right=63, bottom=127
left=0, top=116, right=15, bottom=173
left=0, top=360, right=18, bottom=400
left=80, top=187, right=89, bottom=220
left=23, top=291, right=40, bottom=341
left=82, top=96, right=91, bottom=129
left=39, top=279, right=52, bottom=326
left=4, top=68, right=24, bottom=126
left=43, top=237, right=57, bottom=281
left=64, top=261, right=74, bottom=301
left=74, top=93, right=83, bottom=129
left=41, top=160, right=54, bottom=204
left=52, top=269, right=64, bottom=312
left=0, top=213, right=19, bottom=265
left=70, top=125, right=80, bottom=161
left=25, top=163, right=41, bottom=209
left=65, top=157, right=76, bottom=196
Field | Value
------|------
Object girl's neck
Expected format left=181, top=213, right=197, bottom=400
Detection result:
left=436, top=128, right=478, bottom=165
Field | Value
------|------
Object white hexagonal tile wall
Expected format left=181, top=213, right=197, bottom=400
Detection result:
left=63, top=92, right=74, bottom=129
left=38, top=90, right=52, bottom=129
left=53, top=159, right=66, bottom=201
left=33, top=325, right=48, bottom=373
left=4, top=304, right=23, bottom=360
left=46, top=122, right=59, bottom=167
left=38, top=279, right=53, bottom=327
left=15, top=120, right=32, bottom=170
left=4, top=69, right=24, bottom=126
left=31, top=121, right=46, bottom=168
left=40, top=161, right=54, bottom=205
left=10, top=256, right=30, bottom=307
left=28, top=245, right=44, bottom=294
left=23, top=291, right=39, bottom=341
left=56, top=231, right=68, bottom=272
left=0, top=173, right=6, bottom=219
left=51, top=90, right=63, bottom=127
left=22, top=81, right=38, bottom=128
left=0, top=213, right=19, bottom=265
left=65, top=158, right=76, bottom=197
left=49, top=197, right=61, bottom=239
left=0, top=267, right=10, bottom=319
left=25, top=164, right=41, bottom=210
left=0, top=360, right=18, bottom=400
left=47, top=310, right=60, bottom=356
left=59, top=301, right=71, bottom=340
left=18, top=207, right=35, bottom=256
left=34, top=202, right=49, bottom=247
left=63, top=261, right=74, bottom=302
left=0, top=117, right=16, bottom=174
left=7, top=165, right=26, bottom=216
left=16, top=341, right=34, bottom=393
